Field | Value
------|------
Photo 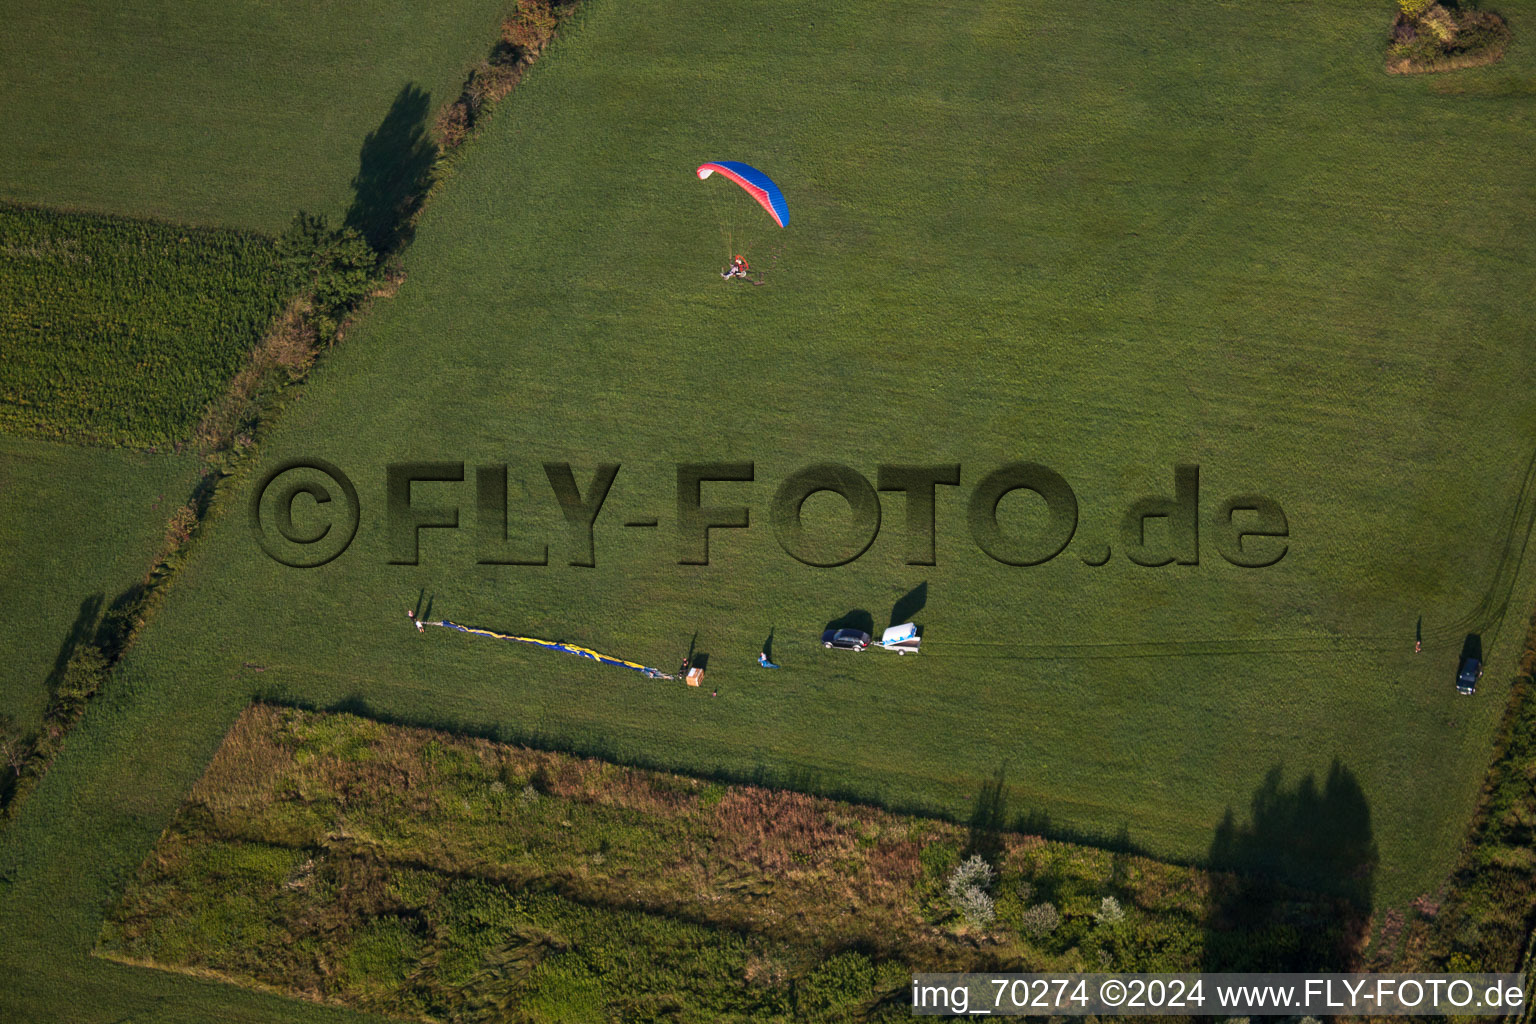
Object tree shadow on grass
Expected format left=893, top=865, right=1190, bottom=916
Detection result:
left=346, top=84, right=437, bottom=256
left=965, top=766, right=1008, bottom=867
left=44, top=595, right=104, bottom=703
left=1203, top=760, right=1377, bottom=970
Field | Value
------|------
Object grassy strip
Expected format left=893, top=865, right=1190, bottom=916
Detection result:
left=0, top=203, right=289, bottom=447
left=0, top=481, right=210, bottom=818
left=97, top=705, right=1358, bottom=1021
left=1394, top=622, right=1536, bottom=974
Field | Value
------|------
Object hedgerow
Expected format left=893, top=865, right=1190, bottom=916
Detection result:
left=0, top=203, right=290, bottom=446
left=1398, top=672, right=1536, bottom=973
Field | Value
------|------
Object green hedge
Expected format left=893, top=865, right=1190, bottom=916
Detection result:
left=0, top=203, right=289, bottom=446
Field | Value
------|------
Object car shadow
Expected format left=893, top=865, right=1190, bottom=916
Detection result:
left=1460, top=632, right=1482, bottom=664
left=823, top=609, right=875, bottom=635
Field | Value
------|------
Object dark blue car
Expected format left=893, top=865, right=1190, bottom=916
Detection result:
left=821, top=628, right=870, bottom=651
left=1457, top=655, right=1482, bottom=695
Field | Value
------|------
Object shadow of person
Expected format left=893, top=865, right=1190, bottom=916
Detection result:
left=345, top=84, right=437, bottom=255
left=1203, top=760, right=1377, bottom=970
left=889, top=581, right=927, bottom=629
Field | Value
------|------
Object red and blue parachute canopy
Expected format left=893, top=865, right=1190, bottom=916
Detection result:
left=696, top=161, right=789, bottom=228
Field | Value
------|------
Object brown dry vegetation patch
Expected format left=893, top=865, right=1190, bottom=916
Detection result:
left=98, top=705, right=1362, bottom=1020
left=182, top=707, right=989, bottom=956
left=1387, top=4, right=1511, bottom=74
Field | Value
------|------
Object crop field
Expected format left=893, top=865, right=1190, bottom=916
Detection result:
left=0, top=435, right=199, bottom=738
left=4, top=0, right=1536, bottom=1019
left=0, top=0, right=514, bottom=231
left=0, top=204, right=291, bottom=445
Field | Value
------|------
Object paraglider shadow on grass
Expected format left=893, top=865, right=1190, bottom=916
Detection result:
left=889, top=582, right=927, bottom=629
left=1202, top=760, right=1377, bottom=970
left=346, top=84, right=437, bottom=256
left=761, top=627, right=776, bottom=662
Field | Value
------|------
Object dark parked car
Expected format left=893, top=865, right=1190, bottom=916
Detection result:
left=1457, top=655, right=1482, bottom=695
left=822, top=628, right=870, bottom=651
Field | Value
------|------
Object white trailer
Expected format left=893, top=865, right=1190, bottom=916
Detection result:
left=877, top=623, right=921, bottom=655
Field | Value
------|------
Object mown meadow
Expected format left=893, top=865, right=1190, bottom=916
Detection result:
left=0, top=0, right=515, bottom=231
left=0, top=435, right=199, bottom=743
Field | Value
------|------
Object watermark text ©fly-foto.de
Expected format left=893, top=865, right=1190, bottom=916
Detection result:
left=250, top=460, right=1288, bottom=570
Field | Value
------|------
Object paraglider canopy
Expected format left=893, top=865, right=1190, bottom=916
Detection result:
left=697, top=161, right=789, bottom=228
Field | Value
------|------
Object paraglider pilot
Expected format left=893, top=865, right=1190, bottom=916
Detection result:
left=722, top=255, right=749, bottom=280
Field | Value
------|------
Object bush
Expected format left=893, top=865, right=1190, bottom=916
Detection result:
left=946, top=855, right=995, bottom=901
left=1387, top=1, right=1511, bottom=73
left=947, top=855, right=997, bottom=927
left=919, top=840, right=959, bottom=880
left=275, top=213, right=377, bottom=342
left=503, top=0, right=559, bottom=56
left=1420, top=4, right=1457, bottom=43
left=1095, top=895, right=1126, bottom=925
left=50, top=644, right=109, bottom=720
left=953, top=886, right=996, bottom=928
left=1019, top=901, right=1061, bottom=939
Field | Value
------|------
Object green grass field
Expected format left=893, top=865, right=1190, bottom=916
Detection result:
left=0, top=435, right=198, bottom=738
left=5, top=0, right=1536, bottom=1018
left=0, top=0, right=513, bottom=231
